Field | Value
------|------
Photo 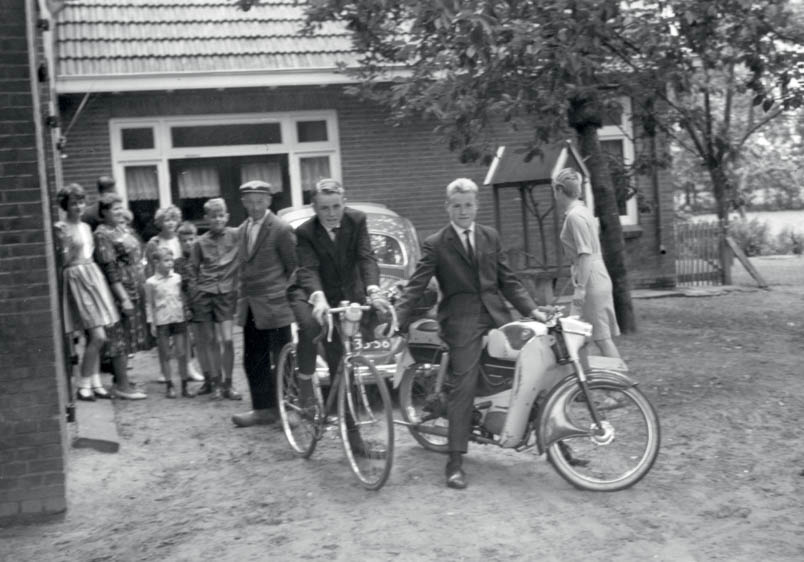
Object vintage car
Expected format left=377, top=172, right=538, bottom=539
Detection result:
left=278, top=202, right=423, bottom=381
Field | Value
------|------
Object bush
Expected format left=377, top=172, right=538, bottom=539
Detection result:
left=772, top=227, right=804, bottom=256
left=728, top=217, right=772, bottom=257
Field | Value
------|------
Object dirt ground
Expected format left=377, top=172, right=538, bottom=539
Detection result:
left=2, top=256, right=803, bottom=562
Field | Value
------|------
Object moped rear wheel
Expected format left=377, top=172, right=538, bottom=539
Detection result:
left=276, top=343, right=319, bottom=458
left=398, top=363, right=449, bottom=453
left=546, top=381, right=660, bottom=492
left=339, top=355, right=394, bottom=490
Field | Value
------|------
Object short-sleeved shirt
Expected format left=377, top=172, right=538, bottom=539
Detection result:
left=559, top=200, right=600, bottom=262
left=145, top=271, right=185, bottom=326
left=189, top=226, right=240, bottom=295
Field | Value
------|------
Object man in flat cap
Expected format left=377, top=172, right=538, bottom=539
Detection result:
left=232, top=180, right=297, bottom=427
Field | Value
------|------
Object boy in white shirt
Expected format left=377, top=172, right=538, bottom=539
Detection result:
left=145, top=246, right=196, bottom=399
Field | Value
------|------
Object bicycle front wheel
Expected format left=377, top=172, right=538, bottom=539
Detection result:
left=546, top=381, right=660, bottom=492
left=276, top=342, right=319, bottom=458
left=398, top=363, right=449, bottom=453
left=338, top=355, right=394, bottom=490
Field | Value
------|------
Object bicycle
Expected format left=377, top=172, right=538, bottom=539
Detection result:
left=276, top=300, right=396, bottom=490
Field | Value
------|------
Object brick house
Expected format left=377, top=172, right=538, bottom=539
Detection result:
left=54, top=0, right=676, bottom=290
left=0, top=0, right=70, bottom=520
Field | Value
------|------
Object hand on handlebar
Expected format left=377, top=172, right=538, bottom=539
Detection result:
left=312, top=294, right=330, bottom=326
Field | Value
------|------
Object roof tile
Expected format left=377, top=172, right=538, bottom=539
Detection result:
left=57, top=0, right=356, bottom=77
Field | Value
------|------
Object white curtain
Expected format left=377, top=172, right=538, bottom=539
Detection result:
left=300, top=156, right=331, bottom=193
left=125, top=166, right=158, bottom=201
left=178, top=165, right=220, bottom=198
left=240, top=161, right=283, bottom=193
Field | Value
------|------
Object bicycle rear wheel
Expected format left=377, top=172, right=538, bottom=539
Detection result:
left=398, top=363, right=449, bottom=453
left=338, top=355, right=394, bottom=490
left=546, top=380, right=660, bottom=492
left=276, top=343, right=319, bottom=458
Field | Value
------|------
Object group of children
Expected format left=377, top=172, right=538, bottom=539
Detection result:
left=143, top=198, right=242, bottom=400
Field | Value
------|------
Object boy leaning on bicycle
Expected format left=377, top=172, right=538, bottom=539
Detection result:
left=287, top=178, right=391, bottom=456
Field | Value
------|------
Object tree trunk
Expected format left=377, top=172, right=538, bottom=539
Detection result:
left=707, top=163, right=733, bottom=284
left=568, top=95, right=636, bottom=333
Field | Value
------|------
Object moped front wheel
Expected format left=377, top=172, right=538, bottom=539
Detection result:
left=276, top=343, right=319, bottom=458
left=398, top=363, right=449, bottom=453
left=545, top=381, right=660, bottom=492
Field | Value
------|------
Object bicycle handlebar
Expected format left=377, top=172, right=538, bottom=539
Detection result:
left=324, top=301, right=398, bottom=343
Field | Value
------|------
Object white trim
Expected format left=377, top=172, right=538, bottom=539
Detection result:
left=598, top=97, right=638, bottom=226
left=110, top=111, right=342, bottom=210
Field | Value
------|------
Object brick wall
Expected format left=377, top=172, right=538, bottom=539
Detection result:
left=0, top=0, right=68, bottom=520
left=58, top=85, right=676, bottom=289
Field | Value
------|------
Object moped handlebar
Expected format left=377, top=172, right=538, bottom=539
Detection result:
left=324, top=301, right=398, bottom=343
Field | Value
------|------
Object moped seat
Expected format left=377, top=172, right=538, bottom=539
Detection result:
left=486, top=321, right=547, bottom=360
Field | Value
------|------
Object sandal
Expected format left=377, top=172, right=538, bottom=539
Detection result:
left=76, top=388, right=95, bottom=402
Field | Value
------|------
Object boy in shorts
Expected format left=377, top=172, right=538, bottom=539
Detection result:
left=187, top=198, right=242, bottom=400
left=145, top=246, right=195, bottom=398
left=177, top=221, right=209, bottom=383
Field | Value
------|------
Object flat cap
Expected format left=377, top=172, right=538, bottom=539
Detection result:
left=239, top=180, right=274, bottom=195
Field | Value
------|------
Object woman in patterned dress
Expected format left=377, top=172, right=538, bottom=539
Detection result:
left=553, top=168, right=621, bottom=358
left=93, top=193, right=149, bottom=399
left=54, top=184, right=120, bottom=401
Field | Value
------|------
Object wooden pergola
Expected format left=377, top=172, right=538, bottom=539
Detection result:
left=483, top=139, right=592, bottom=302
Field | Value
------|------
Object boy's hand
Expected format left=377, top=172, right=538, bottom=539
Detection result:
left=312, top=293, right=330, bottom=325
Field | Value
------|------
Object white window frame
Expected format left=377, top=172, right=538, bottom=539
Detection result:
left=109, top=111, right=342, bottom=208
left=598, top=97, right=638, bottom=226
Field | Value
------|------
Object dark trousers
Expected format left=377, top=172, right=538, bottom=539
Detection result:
left=445, top=308, right=495, bottom=454
left=289, top=292, right=343, bottom=377
left=242, top=308, right=291, bottom=411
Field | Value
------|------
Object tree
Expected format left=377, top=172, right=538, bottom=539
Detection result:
left=301, top=0, right=639, bottom=332
left=615, top=0, right=804, bottom=223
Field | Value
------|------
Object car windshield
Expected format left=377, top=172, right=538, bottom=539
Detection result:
left=371, top=233, right=405, bottom=266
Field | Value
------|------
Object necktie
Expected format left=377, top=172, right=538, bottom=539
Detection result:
left=329, top=226, right=339, bottom=242
left=464, top=229, right=475, bottom=263
left=248, top=220, right=259, bottom=253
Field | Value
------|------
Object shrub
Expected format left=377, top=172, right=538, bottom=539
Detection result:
left=728, top=217, right=772, bottom=256
left=773, top=226, right=804, bottom=256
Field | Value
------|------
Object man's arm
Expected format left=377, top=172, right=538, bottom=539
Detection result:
left=276, top=222, right=298, bottom=281
left=396, top=238, right=438, bottom=331
left=493, top=231, right=541, bottom=318
left=295, top=225, right=324, bottom=296
left=355, top=213, right=380, bottom=292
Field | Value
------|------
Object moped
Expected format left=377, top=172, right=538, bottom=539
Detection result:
left=394, top=311, right=660, bottom=491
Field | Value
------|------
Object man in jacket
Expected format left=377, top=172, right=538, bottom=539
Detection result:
left=396, top=177, right=546, bottom=489
left=291, top=178, right=388, bottom=455
left=232, top=180, right=297, bottom=427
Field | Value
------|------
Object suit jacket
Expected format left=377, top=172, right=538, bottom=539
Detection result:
left=236, top=211, right=297, bottom=330
left=295, top=207, right=380, bottom=306
left=396, top=223, right=537, bottom=348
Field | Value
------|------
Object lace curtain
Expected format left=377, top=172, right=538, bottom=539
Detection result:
left=125, top=166, right=158, bottom=201
left=300, top=156, right=331, bottom=193
left=240, top=161, right=283, bottom=193
left=178, top=165, right=220, bottom=198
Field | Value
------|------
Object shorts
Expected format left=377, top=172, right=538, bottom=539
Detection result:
left=156, top=322, right=187, bottom=337
left=191, top=291, right=236, bottom=323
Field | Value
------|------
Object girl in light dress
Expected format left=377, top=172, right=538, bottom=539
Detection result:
left=54, top=184, right=120, bottom=401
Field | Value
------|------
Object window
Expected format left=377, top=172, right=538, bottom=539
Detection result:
left=171, top=123, right=282, bottom=148
left=121, top=128, right=154, bottom=150
left=597, top=97, right=637, bottom=226
left=110, top=112, right=341, bottom=235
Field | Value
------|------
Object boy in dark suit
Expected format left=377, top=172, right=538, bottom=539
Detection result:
left=232, top=181, right=297, bottom=427
left=290, top=178, right=389, bottom=455
left=396, top=178, right=547, bottom=489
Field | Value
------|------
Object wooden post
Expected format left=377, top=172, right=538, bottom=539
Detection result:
left=494, top=185, right=501, bottom=234
left=520, top=184, right=530, bottom=267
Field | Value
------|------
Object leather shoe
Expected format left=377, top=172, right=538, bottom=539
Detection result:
left=76, top=388, right=95, bottom=402
left=232, top=409, right=276, bottom=428
left=446, top=467, right=467, bottom=489
left=92, top=386, right=111, bottom=399
left=222, top=386, right=243, bottom=401
left=196, top=381, right=213, bottom=395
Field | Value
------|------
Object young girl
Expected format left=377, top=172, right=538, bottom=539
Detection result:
left=54, top=184, right=120, bottom=401
left=144, top=246, right=195, bottom=399
left=144, top=205, right=183, bottom=278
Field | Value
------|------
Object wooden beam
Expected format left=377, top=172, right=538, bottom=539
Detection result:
left=725, top=236, right=768, bottom=288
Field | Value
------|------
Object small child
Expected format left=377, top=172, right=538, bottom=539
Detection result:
left=145, top=246, right=196, bottom=399
left=177, top=221, right=211, bottom=384
left=145, top=205, right=183, bottom=278
left=187, top=198, right=242, bottom=400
